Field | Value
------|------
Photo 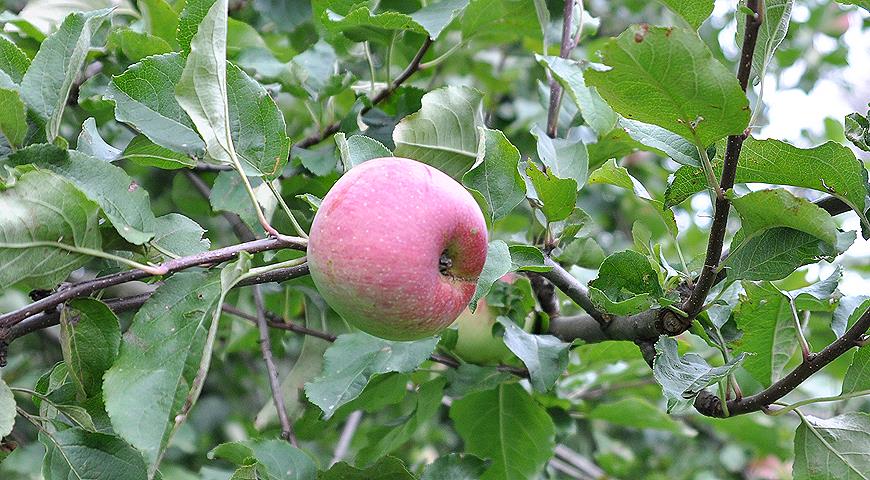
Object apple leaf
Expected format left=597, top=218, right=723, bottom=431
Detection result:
left=208, top=439, right=317, bottom=480
left=526, top=161, right=577, bottom=222
left=151, top=213, right=211, bottom=259
left=320, top=456, right=416, bottom=480
left=108, top=53, right=206, bottom=156
left=585, top=25, right=749, bottom=147
left=121, top=134, right=196, bottom=170
left=724, top=227, right=850, bottom=281
left=535, top=55, right=618, bottom=135
left=469, top=240, right=512, bottom=312
left=19, top=8, right=112, bottom=141
left=410, top=0, right=471, bottom=40
left=665, top=138, right=870, bottom=232
left=59, top=298, right=121, bottom=399
left=843, top=346, right=870, bottom=395
left=508, top=245, right=551, bottom=273
left=76, top=118, right=121, bottom=162
left=652, top=336, right=746, bottom=413
left=498, top=317, right=569, bottom=392
left=0, top=375, right=14, bottom=439
left=40, top=428, right=149, bottom=480
left=10, top=144, right=157, bottom=245
left=449, top=383, right=555, bottom=480
left=845, top=111, right=870, bottom=151
left=421, top=453, right=489, bottom=480
left=322, top=5, right=426, bottom=44
left=619, top=118, right=703, bottom=167
left=356, top=378, right=447, bottom=466
left=103, top=271, right=222, bottom=470
left=139, top=0, right=179, bottom=47
left=587, top=397, right=689, bottom=434
left=393, top=86, right=484, bottom=179
left=729, top=189, right=840, bottom=247
left=463, top=127, right=526, bottom=221
left=335, top=133, right=391, bottom=171
left=304, top=332, right=438, bottom=419
left=737, top=0, right=793, bottom=85
left=460, top=0, right=542, bottom=45
left=445, top=364, right=514, bottom=398
left=0, top=88, right=26, bottom=149
left=832, top=296, right=870, bottom=338
left=530, top=125, right=589, bottom=190
left=0, top=36, right=31, bottom=84
left=793, top=413, right=870, bottom=480
left=0, top=169, right=101, bottom=290
left=108, top=28, right=173, bottom=62
left=656, top=0, right=714, bottom=30
left=588, top=250, right=664, bottom=316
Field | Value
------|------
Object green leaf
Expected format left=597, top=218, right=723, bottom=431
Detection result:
left=103, top=271, right=221, bottom=470
left=0, top=36, right=31, bottom=84
left=335, top=133, right=391, bottom=171
left=534, top=55, right=618, bottom=135
left=319, top=456, right=415, bottom=480
left=41, top=428, right=148, bottom=480
left=463, top=127, right=526, bottom=221
left=619, top=118, right=702, bottom=167
left=177, top=0, right=218, bottom=54
left=121, top=134, right=197, bottom=170
left=421, top=453, right=489, bottom=480
left=356, top=378, right=447, bottom=465
left=0, top=168, right=101, bottom=290
left=526, top=161, right=577, bottom=222
left=588, top=250, right=663, bottom=316
left=304, top=332, right=438, bottom=419
left=322, top=6, right=426, bottom=44
left=0, top=88, right=27, bottom=149
left=445, top=363, right=513, bottom=397
left=729, top=188, right=840, bottom=247
left=587, top=397, right=689, bottom=434
left=845, top=111, right=869, bottom=151
left=151, top=213, right=210, bottom=258
left=469, top=240, right=512, bottom=312
left=724, top=228, right=848, bottom=281
left=585, top=25, right=749, bottom=147
left=108, top=53, right=206, bottom=156
left=498, top=317, right=568, bottom=392
left=656, top=0, right=713, bottom=29
left=460, top=0, right=542, bottom=45
left=410, top=0, right=470, bottom=40
left=20, top=9, right=112, bottom=141
left=530, top=125, right=588, bottom=189
left=210, top=170, right=277, bottom=232
left=176, top=1, right=289, bottom=178
left=737, top=0, right=793, bottom=85
left=449, top=383, right=555, bottom=480
left=139, top=0, right=180, bottom=47
left=0, top=375, right=14, bottom=438
left=393, top=85, right=484, bottom=179
left=793, top=413, right=870, bottom=480
left=843, top=346, right=870, bottom=395
left=10, top=145, right=157, bottom=245
left=665, top=138, right=870, bottom=230
left=109, top=28, right=173, bottom=62
left=59, top=298, right=120, bottom=399
left=652, top=336, right=746, bottom=413
left=833, top=296, right=870, bottom=338
left=209, top=439, right=317, bottom=480
left=76, top=117, right=121, bottom=162
left=835, top=0, right=870, bottom=12
left=732, top=281, right=798, bottom=387
left=507, top=245, right=551, bottom=273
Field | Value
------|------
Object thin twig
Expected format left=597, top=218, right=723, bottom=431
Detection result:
left=184, top=170, right=258, bottom=242
left=544, top=0, right=576, bottom=138
left=331, top=410, right=363, bottom=466
left=253, top=286, right=298, bottom=446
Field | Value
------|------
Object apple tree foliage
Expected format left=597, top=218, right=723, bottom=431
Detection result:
left=0, top=0, right=869, bottom=478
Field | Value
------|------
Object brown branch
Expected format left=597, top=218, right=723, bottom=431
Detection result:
left=294, top=37, right=434, bottom=150
left=539, top=259, right=609, bottom=325
left=680, top=0, right=763, bottom=321
left=0, top=236, right=306, bottom=333
left=545, top=0, right=576, bottom=138
left=252, top=286, right=297, bottom=446
left=693, top=308, right=870, bottom=417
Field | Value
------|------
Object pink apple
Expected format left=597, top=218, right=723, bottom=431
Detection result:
left=307, top=157, right=489, bottom=341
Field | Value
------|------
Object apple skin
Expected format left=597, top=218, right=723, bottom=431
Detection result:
left=452, top=298, right=511, bottom=364
left=307, top=157, right=488, bottom=341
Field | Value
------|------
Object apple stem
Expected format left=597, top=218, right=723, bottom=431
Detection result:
left=439, top=251, right=453, bottom=275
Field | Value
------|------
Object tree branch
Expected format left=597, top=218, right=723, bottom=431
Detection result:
left=0, top=236, right=306, bottom=332
left=252, top=286, right=297, bottom=445
left=680, top=0, right=763, bottom=321
left=539, top=259, right=608, bottom=325
left=294, top=37, right=434, bottom=150
left=545, top=0, right=576, bottom=138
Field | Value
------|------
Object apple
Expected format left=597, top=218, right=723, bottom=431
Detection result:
left=452, top=274, right=524, bottom=365
left=307, top=157, right=488, bottom=341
